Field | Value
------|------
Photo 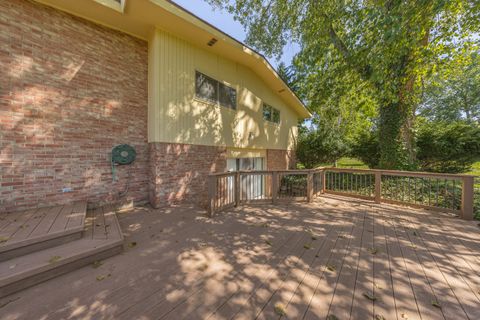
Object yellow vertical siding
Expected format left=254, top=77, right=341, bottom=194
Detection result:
left=148, top=28, right=299, bottom=150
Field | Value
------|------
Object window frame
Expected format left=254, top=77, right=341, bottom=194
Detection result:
left=195, top=71, right=237, bottom=110
left=263, top=103, right=281, bottom=124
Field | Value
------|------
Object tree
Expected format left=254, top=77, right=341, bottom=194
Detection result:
left=296, top=119, right=349, bottom=168
left=207, top=0, right=479, bottom=169
left=419, top=51, right=480, bottom=123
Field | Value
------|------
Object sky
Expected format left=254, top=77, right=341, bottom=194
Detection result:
left=172, top=0, right=300, bottom=69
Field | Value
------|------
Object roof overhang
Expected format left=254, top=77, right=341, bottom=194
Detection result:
left=33, top=0, right=312, bottom=119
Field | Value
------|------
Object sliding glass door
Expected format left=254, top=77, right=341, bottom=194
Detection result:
left=226, top=157, right=265, bottom=200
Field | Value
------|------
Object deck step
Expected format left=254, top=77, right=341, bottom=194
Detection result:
left=0, top=202, right=87, bottom=262
left=0, top=205, right=123, bottom=298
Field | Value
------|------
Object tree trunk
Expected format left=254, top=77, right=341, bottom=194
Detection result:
left=378, top=100, right=407, bottom=169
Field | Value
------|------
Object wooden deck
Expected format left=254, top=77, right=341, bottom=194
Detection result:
left=0, top=205, right=123, bottom=298
left=0, top=196, right=479, bottom=319
left=0, top=202, right=87, bottom=261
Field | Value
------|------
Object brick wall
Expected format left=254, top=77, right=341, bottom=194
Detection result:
left=266, top=149, right=296, bottom=170
left=0, top=0, right=149, bottom=212
left=149, top=142, right=227, bottom=208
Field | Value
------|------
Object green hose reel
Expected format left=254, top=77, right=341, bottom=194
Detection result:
left=111, top=144, right=136, bottom=181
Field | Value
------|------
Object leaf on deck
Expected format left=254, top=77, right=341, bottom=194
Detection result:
left=326, top=264, right=336, bottom=272
left=48, top=256, right=61, bottom=264
left=327, top=314, right=339, bottom=320
left=304, top=244, right=312, bottom=249
left=128, top=241, right=137, bottom=248
left=92, top=260, right=103, bottom=269
left=362, top=291, right=377, bottom=301
left=0, top=236, right=9, bottom=243
left=431, top=300, right=442, bottom=309
left=274, top=303, right=286, bottom=316
left=375, top=314, right=386, bottom=320
left=265, top=240, right=273, bottom=246
left=96, top=273, right=111, bottom=281
left=369, top=248, right=378, bottom=255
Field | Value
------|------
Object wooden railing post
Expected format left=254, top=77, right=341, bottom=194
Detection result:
left=307, top=171, right=313, bottom=203
left=321, top=169, right=326, bottom=193
left=272, top=171, right=278, bottom=204
left=234, top=171, right=240, bottom=207
left=374, top=171, right=382, bottom=204
left=461, top=176, right=474, bottom=220
left=208, top=175, right=216, bottom=217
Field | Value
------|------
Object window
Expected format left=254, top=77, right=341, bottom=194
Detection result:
left=219, top=83, right=237, bottom=110
left=263, top=104, right=280, bottom=124
left=195, top=72, right=218, bottom=104
left=195, top=71, right=237, bottom=109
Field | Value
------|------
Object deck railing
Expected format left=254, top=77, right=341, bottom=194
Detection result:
left=208, top=167, right=476, bottom=220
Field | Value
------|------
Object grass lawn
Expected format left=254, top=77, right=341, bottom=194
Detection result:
left=335, top=157, right=369, bottom=169
left=465, top=160, right=480, bottom=176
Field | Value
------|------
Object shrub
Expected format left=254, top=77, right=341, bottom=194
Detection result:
left=296, top=126, right=349, bottom=168
left=416, top=121, right=480, bottom=173
left=350, top=131, right=381, bottom=169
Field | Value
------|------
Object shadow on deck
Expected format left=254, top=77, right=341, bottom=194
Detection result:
left=1, top=195, right=479, bottom=320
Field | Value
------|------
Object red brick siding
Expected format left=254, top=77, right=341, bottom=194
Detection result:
left=0, top=0, right=149, bottom=213
left=266, top=149, right=296, bottom=170
left=149, top=142, right=227, bottom=208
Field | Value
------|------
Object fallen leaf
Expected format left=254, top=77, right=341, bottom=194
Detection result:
left=369, top=248, right=378, bottom=255
left=96, top=273, right=111, bottom=281
left=375, top=314, right=386, bottom=320
left=265, top=240, right=273, bottom=246
left=413, top=231, right=418, bottom=236
left=311, top=235, right=318, bottom=240
left=431, top=300, right=441, bottom=309
left=197, top=263, right=208, bottom=271
left=304, top=244, right=312, bottom=249
left=128, top=241, right=137, bottom=248
left=401, top=312, right=408, bottom=319
left=0, top=236, right=9, bottom=243
left=326, top=264, right=336, bottom=272
left=363, top=291, right=377, bottom=301
left=92, top=260, right=103, bottom=269
left=327, top=315, right=339, bottom=320
left=274, top=303, right=286, bottom=316
left=49, top=256, right=61, bottom=264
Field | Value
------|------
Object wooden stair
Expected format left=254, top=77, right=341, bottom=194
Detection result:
left=0, top=204, right=123, bottom=298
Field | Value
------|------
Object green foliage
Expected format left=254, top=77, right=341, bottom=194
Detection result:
left=296, top=123, right=349, bottom=168
left=419, top=51, right=480, bottom=123
left=350, top=131, right=381, bottom=169
left=416, top=120, right=480, bottom=173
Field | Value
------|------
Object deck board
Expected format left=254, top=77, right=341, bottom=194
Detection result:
left=1, top=197, right=479, bottom=320
left=0, top=204, right=86, bottom=258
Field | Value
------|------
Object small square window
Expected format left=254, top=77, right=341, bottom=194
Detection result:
left=263, top=104, right=280, bottom=124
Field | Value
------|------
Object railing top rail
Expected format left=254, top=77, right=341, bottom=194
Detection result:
left=208, top=167, right=474, bottom=180
left=208, top=169, right=323, bottom=176
left=322, top=167, right=475, bottom=179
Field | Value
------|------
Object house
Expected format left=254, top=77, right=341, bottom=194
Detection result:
left=0, top=0, right=311, bottom=213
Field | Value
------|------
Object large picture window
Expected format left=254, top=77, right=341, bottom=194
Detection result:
left=263, top=103, right=280, bottom=124
left=195, top=71, right=237, bottom=110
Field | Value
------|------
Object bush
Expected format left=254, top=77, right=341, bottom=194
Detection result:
left=416, top=121, right=480, bottom=173
left=296, top=126, right=349, bottom=168
left=350, top=131, right=381, bottom=168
